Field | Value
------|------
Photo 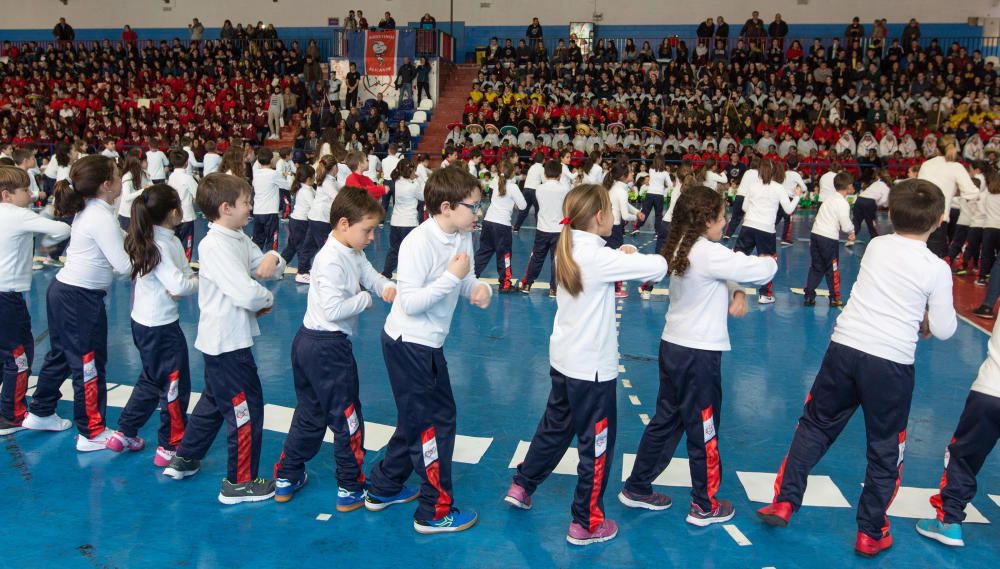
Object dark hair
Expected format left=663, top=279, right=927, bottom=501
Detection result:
left=219, top=147, right=245, bottom=179
left=424, top=165, right=480, bottom=215
left=54, top=155, right=118, bottom=217
left=661, top=186, right=724, bottom=276
left=888, top=179, right=946, bottom=234
left=123, top=153, right=145, bottom=188
left=291, top=164, right=315, bottom=196
left=345, top=150, right=366, bottom=171
left=391, top=158, right=414, bottom=181
left=11, top=148, right=34, bottom=165
left=168, top=149, right=188, bottom=169
left=543, top=159, right=562, bottom=179
left=53, top=142, right=71, bottom=167
left=0, top=157, right=15, bottom=167
left=603, top=161, right=630, bottom=188
left=256, top=147, right=274, bottom=166
left=196, top=173, right=251, bottom=221
left=496, top=160, right=515, bottom=196
left=0, top=165, right=30, bottom=195
left=126, top=184, right=181, bottom=280
left=329, top=186, right=386, bottom=226
left=833, top=172, right=854, bottom=191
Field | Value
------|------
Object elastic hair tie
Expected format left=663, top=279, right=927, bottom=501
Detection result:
left=66, top=179, right=75, bottom=190
left=559, top=216, right=571, bottom=225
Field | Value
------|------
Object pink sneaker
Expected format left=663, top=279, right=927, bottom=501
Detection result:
left=614, top=289, right=629, bottom=298
left=106, top=431, right=145, bottom=452
left=154, top=446, right=176, bottom=467
left=566, top=519, right=618, bottom=546
left=503, top=482, right=532, bottom=509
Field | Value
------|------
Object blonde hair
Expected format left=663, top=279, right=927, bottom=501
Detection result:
left=937, top=135, right=960, bottom=162
left=0, top=165, right=30, bottom=195
left=555, top=184, right=613, bottom=297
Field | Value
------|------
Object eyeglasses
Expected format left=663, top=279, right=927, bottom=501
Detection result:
left=455, top=201, right=482, bottom=214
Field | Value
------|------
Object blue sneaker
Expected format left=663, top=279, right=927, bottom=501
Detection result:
left=274, top=473, right=308, bottom=503
left=916, top=518, right=965, bottom=547
left=365, top=486, right=419, bottom=512
left=337, top=487, right=367, bottom=512
left=413, top=508, right=478, bottom=534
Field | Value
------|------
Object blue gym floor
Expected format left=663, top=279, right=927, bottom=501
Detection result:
left=3, top=210, right=997, bottom=569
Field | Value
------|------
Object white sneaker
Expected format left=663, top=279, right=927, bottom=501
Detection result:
left=22, top=412, right=72, bottom=432
left=640, top=289, right=652, bottom=300
left=757, top=294, right=775, bottom=304
left=32, top=261, right=44, bottom=271
left=76, top=429, right=114, bottom=452
left=294, top=273, right=311, bottom=284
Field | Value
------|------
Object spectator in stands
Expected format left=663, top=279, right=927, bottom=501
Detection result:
left=768, top=14, right=788, bottom=44
left=902, top=19, right=922, bottom=52
left=416, top=57, right=432, bottom=104
left=715, top=16, right=730, bottom=41
left=871, top=19, right=888, bottom=51
left=189, top=18, right=205, bottom=44
left=358, top=10, right=369, bottom=30
left=379, top=12, right=396, bottom=30
left=740, top=11, right=766, bottom=50
left=122, top=25, right=138, bottom=49
left=420, top=13, right=437, bottom=30
left=52, top=18, right=74, bottom=49
left=221, top=20, right=236, bottom=40
left=346, top=62, right=361, bottom=109
left=527, top=18, right=544, bottom=48
left=396, top=57, right=416, bottom=103
left=344, top=10, right=358, bottom=32
left=845, top=17, right=865, bottom=43
left=303, top=54, right=322, bottom=101
left=697, top=18, right=715, bottom=49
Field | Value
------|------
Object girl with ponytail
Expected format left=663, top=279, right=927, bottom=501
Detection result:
left=280, top=165, right=316, bottom=266
left=918, top=134, right=981, bottom=257
left=24, top=155, right=132, bottom=451
left=620, top=186, right=776, bottom=525
left=504, top=184, right=667, bottom=546
left=604, top=161, right=644, bottom=297
left=474, top=160, right=525, bottom=291
left=108, top=184, right=198, bottom=461
left=297, top=155, right=339, bottom=283
left=381, top=158, right=424, bottom=278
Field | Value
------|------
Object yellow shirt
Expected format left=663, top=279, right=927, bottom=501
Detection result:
left=470, top=90, right=484, bottom=104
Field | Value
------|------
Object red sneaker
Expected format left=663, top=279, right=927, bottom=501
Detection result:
left=855, top=531, right=893, bottom=558
left=756, top=501, right=793, bottom=527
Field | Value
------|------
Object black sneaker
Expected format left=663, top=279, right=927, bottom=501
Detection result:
left=163, top=456, right=201, bottom=480
left=972, top=305, right=996, bottom=319
left=803, top=298, right=816, bottom=307
left=218, top=477, right=276, bottom=504
left=0, top=416, right=24, bottom=435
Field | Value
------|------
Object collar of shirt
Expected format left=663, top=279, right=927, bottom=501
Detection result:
left=153, top=225, right=174, bottom=239
left=571, top=228, right=607, bottom=247
left=427, top=217, right=460, bottom=246
left=328, top=235, right=359, bottom=257
left=208, top=222, right=247, bottom=241
left=86, top=198, right=114, bottom=213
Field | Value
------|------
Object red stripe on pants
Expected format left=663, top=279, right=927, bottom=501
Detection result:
left=503, top=252, right=512, bottom=289
left=167, top=371, right=185, bottom=447
left=12, top=345, right=28, bottom=422
left=232, top=391, right=252, bottom=483
left=82, top=351, right=103, bottom=437
left=422, top=426, right=451, bottom=519
left=345, top=404, right=366, bottom=483
left=702, top=406, right=721, bottom=510
left=881, top=429, right=906, bottom=534
left=832, top=260, right=841, bottom=301
left=588, top=418, right=608, bottom=532
left=929, top=436, right=957, bottom=522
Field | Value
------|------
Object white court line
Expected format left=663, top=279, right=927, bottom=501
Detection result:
left=629, top=394, right=641, bottom=406
left=789, top=287, right=829, bottom=297
left=990, top=494, right=1000, bottom=508
left=738, top=471, right=850, bottom=508
left=958, top=314, right=992, bottom=336
left=27, top=376, right=494, bottom=465
left=723, top=524, right=752, bottom=546
left=621, top=454, right=691, bottom=487
left=316, top=513, right=332, bottom=521
left=638, top=413, right=650, bottom=425
left=509, top=440, right=578, bottom=474
left=860, top=484, right=990, bottom=523
left=621, top=379, right=632, bottom=388
left=618, top=364, right=626, bottom=373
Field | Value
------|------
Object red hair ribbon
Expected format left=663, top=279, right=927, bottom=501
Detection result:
left=559, top=217, right=571, bottom=225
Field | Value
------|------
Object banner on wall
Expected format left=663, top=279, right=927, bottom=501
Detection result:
left=347, top=30, right=416, bottom=76
left=329, top=57, right=438, bottom=109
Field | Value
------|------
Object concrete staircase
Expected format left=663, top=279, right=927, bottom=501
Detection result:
left=416, top=64, right=479, bottom=167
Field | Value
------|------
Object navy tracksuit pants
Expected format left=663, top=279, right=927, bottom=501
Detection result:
left=177, top=348, right=265, bottom=484
left=0, top=292, right=33, bottom=424
left=368, top=332, right=457, bottom=521
left=116, top=320, right=190, bottom=450
left=513, top=188, right=539, bottom=230
left=625, top=341, right=723, bottom=512
left=641, top=222, right=671, bottom=292
left=522, top=230, right=559, bottom=292
left=274, top=328, right=366, bottom=491
left=734, top=226, right=777, bottom=296
left=804, top=234, right=842, bottom=303
left=947, top=224, right=970, bottom=262
left=280, top=219, right=309, bottom=265
left=725, top=196, right=745, bottom=238
left=636, top=194, right=664, bottom=232
left=474, top=220, right=514, bottom=289
left=931, top=390, right=1000, bottom=524
left=29, top=280, right=108, bottom=438
left=175, top=221, right=194, bottom=261
left=775, top=208, right=793, bottom=243
left=514, top=367, right=617, bottom=532
left=381, top=179, right=395, bottom=212
left=852, top=196, right=880, bottom=240
left=382, top=225, right=415, bottom=278
left=252, top=213, right=280, bottom=252
left=772, top=342, right=912, bottom=539
left=297, top=220, right=330, bottom=275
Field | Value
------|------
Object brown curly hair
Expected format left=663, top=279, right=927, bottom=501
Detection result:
left=661, top=185, right=725, bottom=276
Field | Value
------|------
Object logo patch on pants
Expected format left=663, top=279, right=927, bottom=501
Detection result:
left=13, top=346, right=28, bottom=373
left=702, top=406, right=717, bottom=443
left=595, top=418, right=608, bottom=458
left=232, top=392, right=250, bottom=429
left=345, top=404, right=360, bottom=436
left=167, top=372, right=180, bottom=403
left=82, top=352, right=97, bottom=383
left=897, top=432, right=907, bottom=469
left=421, top=428, right=439, bottom=467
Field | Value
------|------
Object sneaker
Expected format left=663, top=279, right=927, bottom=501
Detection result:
left=686, top=499, right=735, bottom=527
left=413, top=508, right=478, bottom=534
left=972, top=305, right=996, bottom=319
left=31, top=261, right=44, bottom=271
left=803, top=298, right=816, bottom=307
left=76, top=429, right=113, bottom=452
left=977, top=279, right=988, bottom=286
left=154, top=447, right=176, bottom=468
left=566, top=519, right=618, bottom=546
left=519, top=282, right=532, bottom=294
left=829, top=299, right=844, bottom=308
left=365, top=486, right=419, bottom=511
left=548, top=289, right=557, bottom=298
left=618, top=488, right=672, bottom=511
left=274, top=473, right=309, bottom=503
left=498, top=286, right=516, bottom=294
left=640, top=289, right=652, bottom=300
left=756, top=501, right=793, bottom=527
left=758, top=294, right=775, bottom=304
left=219, top=477, right=276, bottom=504
left=106, top=431, right=145, bottom=452
left=294, top=273, right=311, bottom=284
left=43, top=258, right=63, bottom=268
left=0, top=416, right=25, bottom=435
left=915, top=518, right=965, bottom=547
left=614, top=289, right=629, bottom=299
left=337, top=486, right=367, bottom=512
left=780, top=240, right=794, bottom=246
left=722, top=236, right=730, bottom=242
left=630, top=229, right=640, bottom=236
left=163, top=456, right=201, bottom=479
left=22, top=412, right=72, bottom=432
left=844, top=241, right=855, bottom=248
left=955, top=268, right=969, bottom=276
left=504, top=482, right=532, bottom=509
left=855, top=530, right=893, bottom=558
